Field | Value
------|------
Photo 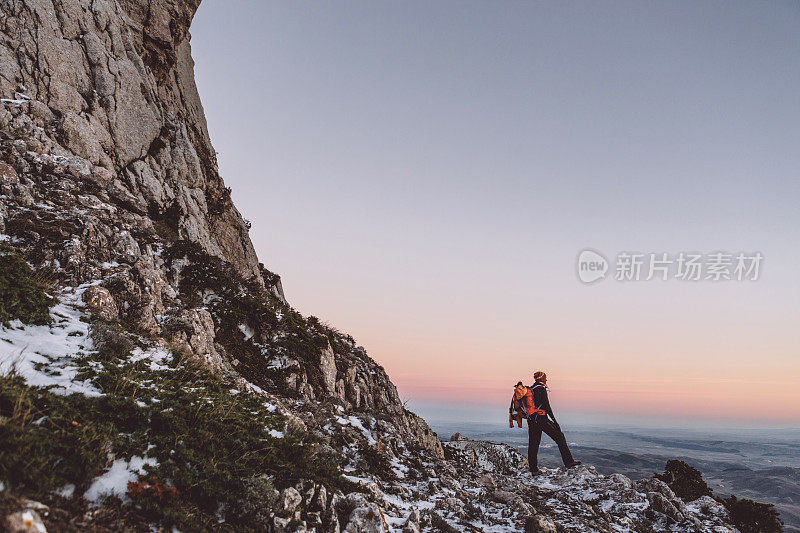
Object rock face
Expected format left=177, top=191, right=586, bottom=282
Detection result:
left=444, top=436, right=528, bottom=474
left=0, top=0, right=259, bottom=282
left=0, top=0, right=440, bottom=458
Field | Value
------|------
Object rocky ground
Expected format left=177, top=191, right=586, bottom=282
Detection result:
left=0, top=0, right=748, bottom=531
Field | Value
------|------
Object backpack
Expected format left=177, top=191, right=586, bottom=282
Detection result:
left=509, top=384, right=527, bottom=427
left=518, top=384, right=547, bottom=416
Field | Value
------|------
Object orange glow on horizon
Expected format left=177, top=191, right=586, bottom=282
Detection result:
left=390, top=372, right=800, bottom=424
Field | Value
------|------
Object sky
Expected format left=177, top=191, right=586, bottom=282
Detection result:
left=191, top=1, right=800, bottom=427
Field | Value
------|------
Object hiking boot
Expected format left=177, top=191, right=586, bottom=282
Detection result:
left=530, top=469, right=543, bottom=476
left=566, top=461, right=582, bottom=468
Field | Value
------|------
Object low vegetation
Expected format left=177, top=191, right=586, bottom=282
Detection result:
left=357, top=441, right=396, bottom=482
left=656, top=460, right=783, bottom=532
left=0, top=252, right=52, bottom=326
left=654, top=459, right=712, bottom=501
left=0, top=320, right=360, bottom=530
left=720, top=494, right=784, bottom=533
left=164, top=240, right=350, bottom=397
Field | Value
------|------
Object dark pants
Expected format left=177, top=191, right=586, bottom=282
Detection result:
left=527, top=416, right=574, bottom=471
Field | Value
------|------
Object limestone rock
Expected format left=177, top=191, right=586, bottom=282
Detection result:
left=81, top=286, right=118, bottom=321
left=647, top=491, right=684, bottom=522
left=343, top=503, right=388, bottom=533
left=444, top=437, right=527, bottom=474
left=526, top=515, right=558, bottom=533
left=164, top=308, right=222, bottom=370
left=280, top=487, right=302, bottom=513
left=402, top=509, right=420, bottom=533
left=4, top=509, right=47, bottom=533
left=0, top=0, right=261, bottom=285
left=0, top=161, right=18, bottom=194
left=686, top=495, right=730, bottom=521
left=320, top=341, right=338, bottom=395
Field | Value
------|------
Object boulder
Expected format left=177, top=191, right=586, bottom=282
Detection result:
left=525, top=515, right=558, bottom=533
left=0, top=162, right=19, bottom=194
left=402, top=508, right=420, bottom=533
left=4, top=509, right=47, bottom=533
left=164, top=308, right=222, bottom=370
left=444, top=438, right=527, bottom=474
left=647, top=491, right=684, bottom=522
left=81, top=286, right=118, bottom=321
left=343, top=503, right=388, bottom=533
left=280, top=487, right=302, bottom=513
left=319, top=341, right=338, bottom=395
left=491, top=489, right=523, bottom=506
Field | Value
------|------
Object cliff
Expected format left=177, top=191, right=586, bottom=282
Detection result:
left=1, top=0, right=261, bottom=280
left=0, top=0, right=439, bottom=438
left=0, top=1, right=751, bottom=532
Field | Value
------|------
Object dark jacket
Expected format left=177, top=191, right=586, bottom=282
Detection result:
left=531, top=381, right=557, bottom=423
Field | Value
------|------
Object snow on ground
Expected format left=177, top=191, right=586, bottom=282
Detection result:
left=0, top=283, right=101, bottom=396
left=83, top=456, right=158, bottom=503
left=129, top=345, right=172, bottom=372
left=54, top=484, right=75, bottom=498
left=336, top=415, right=377, bottom=445
left=390, top=458, right=409, bottom=479
left=238, top=323, right=254, bottom=340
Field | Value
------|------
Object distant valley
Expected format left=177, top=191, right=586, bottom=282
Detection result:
left=429, top=421, right=800, bottom=531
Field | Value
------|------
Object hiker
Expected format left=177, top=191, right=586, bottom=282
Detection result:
left=509, top=371, right=580, bottom=475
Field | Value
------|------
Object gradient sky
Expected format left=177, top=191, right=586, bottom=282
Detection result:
left=191, top=1, right=800, bottom=426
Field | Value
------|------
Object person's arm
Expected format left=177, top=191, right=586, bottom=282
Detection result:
left=542, top=390, right=560, bottom=426
left=534, top=387, right=558, bottom=424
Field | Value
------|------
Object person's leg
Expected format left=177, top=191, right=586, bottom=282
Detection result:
left=541, top=418, right=575, bottom=466
left=527, top=418, right=543, bottom=472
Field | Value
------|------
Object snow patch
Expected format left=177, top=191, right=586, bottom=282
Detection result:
left=54, top=484, right=76, bottom=498
left=238, top=323, right=254, bottom=340
left=0, top=285, right=101, bottom=396
left=84, top=456, right=158, bottom=503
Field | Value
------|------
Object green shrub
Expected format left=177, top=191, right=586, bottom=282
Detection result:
left=720, top=495, right=783, bottom=533
left=0, top=375, right=117, bottom=494
left=228, top=475, right=279, bottom=526
left=0, top=253, right=52, bottom=325
left=163, top=240, right=337, bottom=396
left=1, top=338, right=360, bottom=530
left=654, top=460, right=783, bottom=532
left=654, top=460, right=712, bottom=501
left=5, top=211, right=79, bottom=266
left=357, top=442, right=396, bottom=481
left=164, top=241, right=279, bottom=383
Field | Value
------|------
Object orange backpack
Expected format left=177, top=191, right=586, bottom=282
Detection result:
left=510, top=384, right=547, bottom=427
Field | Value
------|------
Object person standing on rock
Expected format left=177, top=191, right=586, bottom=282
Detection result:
left=509, top=371, right=580, bottom=475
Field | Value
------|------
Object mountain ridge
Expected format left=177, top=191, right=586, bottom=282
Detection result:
left=0, top=1, right=767, bottom=531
